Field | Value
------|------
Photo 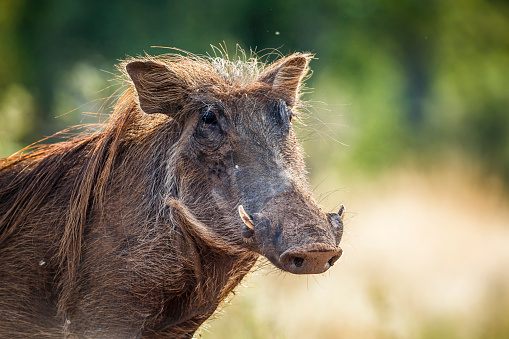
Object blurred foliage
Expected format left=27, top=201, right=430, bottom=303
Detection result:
left=0, top=0, right=508, bottom=188
left=1, top=2, right=508, bottom=338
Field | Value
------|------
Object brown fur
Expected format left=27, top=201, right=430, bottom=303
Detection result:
left=0, top=50, right=342, bottom=338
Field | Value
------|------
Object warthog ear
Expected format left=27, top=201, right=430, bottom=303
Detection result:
left=258, top=53, right=311, bottom=107
left=126, top=61, right=188, bottom=115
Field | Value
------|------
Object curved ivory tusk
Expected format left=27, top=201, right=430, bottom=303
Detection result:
left=338, top=204, right=346, bottom=221
left=238, top=205, right=255, bottom=231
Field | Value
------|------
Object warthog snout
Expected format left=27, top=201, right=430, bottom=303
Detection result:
left=280, top=244, right=343, bottom=274
left=238, top=193, right=345, bottom=274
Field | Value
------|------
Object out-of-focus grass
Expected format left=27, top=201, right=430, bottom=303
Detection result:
left=197, top=165, right=509, bottom=339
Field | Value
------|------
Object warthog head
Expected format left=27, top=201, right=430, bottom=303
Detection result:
left=126, top=52, right=344, bottom=274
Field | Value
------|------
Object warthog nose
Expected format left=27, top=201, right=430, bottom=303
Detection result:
left=279, top=245, right=343, bottom=274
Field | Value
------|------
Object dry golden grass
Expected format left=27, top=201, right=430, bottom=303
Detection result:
left=198, top=165, right=509, bottom=339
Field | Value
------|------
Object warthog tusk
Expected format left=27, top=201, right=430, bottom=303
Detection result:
left=338, top=204, right=346, bottom=221
left=238, top=205, right=255, bottom=231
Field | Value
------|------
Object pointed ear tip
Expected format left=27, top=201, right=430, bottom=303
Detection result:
left=293, top=52, right=313, bottom=60
left=125, top=61, right=144, bottom=76
left=284, top=54, right=312, bottom=70
left=125, top=60, right=163, bottom=75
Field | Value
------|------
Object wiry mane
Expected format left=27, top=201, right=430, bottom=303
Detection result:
left=208, top=54, right=263, bottom=86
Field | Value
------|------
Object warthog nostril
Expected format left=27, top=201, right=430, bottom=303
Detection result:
left=328, top=254, right=341, bottom=267
left=293, top=256, right=304, bottom=268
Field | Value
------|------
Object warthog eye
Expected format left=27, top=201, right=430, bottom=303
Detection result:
left=201, top=108, right=218, bottom=125
left=272, top=100, right=292, bottom=130
left=196, top=106, right=224, bottom=148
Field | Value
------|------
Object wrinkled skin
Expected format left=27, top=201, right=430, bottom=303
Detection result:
left=178, top=97, right=344, bottom=274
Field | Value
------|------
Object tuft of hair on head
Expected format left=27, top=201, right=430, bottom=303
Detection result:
left=121, top=48, right=313, bottom=119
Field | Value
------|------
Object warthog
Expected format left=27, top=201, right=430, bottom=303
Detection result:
left=0, top=50, right=344, bottom=338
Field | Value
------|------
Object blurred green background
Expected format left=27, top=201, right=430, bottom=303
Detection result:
left=1, top=0, right=508, bottom=338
